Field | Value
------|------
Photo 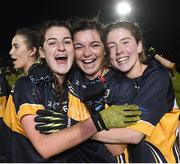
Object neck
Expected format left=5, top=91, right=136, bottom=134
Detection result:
left=54, top=73, right=65, bottom=85
left=127, top=62, right=147, bottom=79
left=85, top=66, right=109, bottom=80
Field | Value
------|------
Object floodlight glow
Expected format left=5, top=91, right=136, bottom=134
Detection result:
left=116, top=1, right=131, bottom=16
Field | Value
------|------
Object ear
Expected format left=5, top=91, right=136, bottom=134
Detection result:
left=29, top=47, right=37, bottom=57
left=137, top=41, right=143, bottom=54
left=39, top=47, right=45, bottom=59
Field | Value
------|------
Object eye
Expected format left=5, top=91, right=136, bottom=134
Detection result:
left=64, top=39, right=73, bottom=45
left=91, top=43, right=100, bottom=48
left=74, top=44, right=83, bottom=50
left=122, top=41, right=129, bottom=45
left=107, top=43, right=116, bottom=49
left=48, top=41, right=57, bottom=46
left=14, top=45, right=19, bottom=49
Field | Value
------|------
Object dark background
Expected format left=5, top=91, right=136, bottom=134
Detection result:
left=0, top=0, right=180, bottom=67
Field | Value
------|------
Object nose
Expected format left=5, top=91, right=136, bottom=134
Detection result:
left=116, top=44, right=123, bottom=54
left=57, top=42, right=65, bottom=51
left=9, top=48, right=13, bottom=56
left=83, top=46, right=92, bottom=57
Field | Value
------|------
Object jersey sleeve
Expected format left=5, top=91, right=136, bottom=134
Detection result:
left=13, top=77, right=44, bottom=120
left=0, top=75, right=10, bottom=97
left=0, top=75, right=11, bottom=117
left=108, top=77, right=137, bottom=105
left=128, top=68, right=175, bottom=136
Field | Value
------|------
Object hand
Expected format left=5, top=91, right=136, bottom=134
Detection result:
left=92, top=104, right=141, bottom=131
left=82, top=77, right=106, bottom=114
left=34, top=108, right=68, bottom=134
left=28, top=63, right=54, bottom=87
left=147, top=47, right=157, bottom=59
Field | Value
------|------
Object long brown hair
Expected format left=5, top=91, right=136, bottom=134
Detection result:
left=105, top=21, right=147, bottom=63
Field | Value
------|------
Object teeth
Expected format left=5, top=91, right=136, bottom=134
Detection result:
left=117, top=57, right=128, bottom=63
left=83, top=59, right=94, bottom=64
left=56, top=54, right=66, bottom=58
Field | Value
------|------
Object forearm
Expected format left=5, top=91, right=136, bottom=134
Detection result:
left=22, top=115, right=97, bottom=159
left=93, top=128, right=144, bottom=144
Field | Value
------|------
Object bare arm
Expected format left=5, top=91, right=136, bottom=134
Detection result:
left=93, top=128, right=144, bottom=144
left=92, top=128, right=144, bottom=156
left=21, top=115, right=97, bottom=159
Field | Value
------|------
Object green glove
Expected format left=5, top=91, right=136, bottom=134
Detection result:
left=92, top=104, right=141, bottom=131
left=34, top=108, right=68, bottom=134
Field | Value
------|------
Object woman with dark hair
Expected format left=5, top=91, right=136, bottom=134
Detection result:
left=1, top=20, right=140, bottom=162
left=94, top=21, right=180, bottom=163
left=9, top=27, right=40, bottom=75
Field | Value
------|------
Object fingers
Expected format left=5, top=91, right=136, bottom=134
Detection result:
left=123, top=122, right=137, bottom=127
left=36, top=109, right=66, bottom=117
left=124, top=115, right=141, bottom=122
left=36, top=109, right=54, bottom=116
left=109, top=105, right=139, bottom=112
left=123, top=105, right=139, bottom=111
left=124, top=110, right=142, bottom=116
left=39, top=129, right=59, bottom=134
left=35, top=123, right=65, bottom=131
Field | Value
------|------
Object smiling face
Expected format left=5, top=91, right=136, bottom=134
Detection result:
left=73, top=29, right=105, bottom=80
left=106, top=27, right=143, bottom=77
left=39, top=26, right=74, bottom=78
left=9, top=34, right=33, bottom=71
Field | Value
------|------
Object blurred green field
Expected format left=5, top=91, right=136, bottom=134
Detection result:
left=172, top=72, right=180, bottom=107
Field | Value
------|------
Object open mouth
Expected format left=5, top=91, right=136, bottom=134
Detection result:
left=82, top=59, right=96, bottom=64
left=117, top=57, right=128, bottom=64
left=11, top=58, right=17, bottom=62
left=55, top=55, right=68, bottom=63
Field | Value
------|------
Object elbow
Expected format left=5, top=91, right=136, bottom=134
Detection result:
left=36, top=145, right=52, bottom=159
left=34, top=142, right=58, bottom=159
left=128, top=133, right=145, bottom=144
left=41, top=153, right=51, bottom=159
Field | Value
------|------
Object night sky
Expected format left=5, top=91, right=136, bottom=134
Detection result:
left=0, top=0, right=180, bottom=66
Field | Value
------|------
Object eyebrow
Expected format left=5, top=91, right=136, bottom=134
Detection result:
left=74, top=40, right=102, bottom=45
left=12, top=43, right=19, bottom=46
left=46, top=36, right=72, bottom=42
left=107, top=37, right=131, bottom=45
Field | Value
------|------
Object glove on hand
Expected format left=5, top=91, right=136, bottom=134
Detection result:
left=28, top=63, right=54, bottom=87
left=34, top=108, right=68, bottom=134
left=82, top=77, right=106, bottom=114
left=92, top=104, right=141, bottom=131
left=147, top=47, right=157, bottom=59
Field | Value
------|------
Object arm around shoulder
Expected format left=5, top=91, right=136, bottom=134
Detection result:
left=21, top=115, right=97, bottom=159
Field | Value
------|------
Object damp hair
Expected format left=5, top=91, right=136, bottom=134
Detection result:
left=38, top=19, right=72, bottom=47
left=70, top=17, right=105, bottom=44
left=70, top=17, right=109, bottom=66
left=15, top=27, right=40, bottom=59
left=38, top=20, right=72, bottom=111
left=105, top=21, right=147, bottom=63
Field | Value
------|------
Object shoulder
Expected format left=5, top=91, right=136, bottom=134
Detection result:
left=67, top=65, right=84, bottom=83
left=14, top=76, right=42, bottom=96
left=143, top=60, right=170, bottom=82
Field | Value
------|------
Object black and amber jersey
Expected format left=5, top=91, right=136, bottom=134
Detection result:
left=122, top=60, right=180, bottom=163
left=0, top=74, right=10, bottom=128
left=64, top=66, right=137, bottom=163
left=1, top=76, right=77, bottom=162
left=1, top=65, right=137, bottom=163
